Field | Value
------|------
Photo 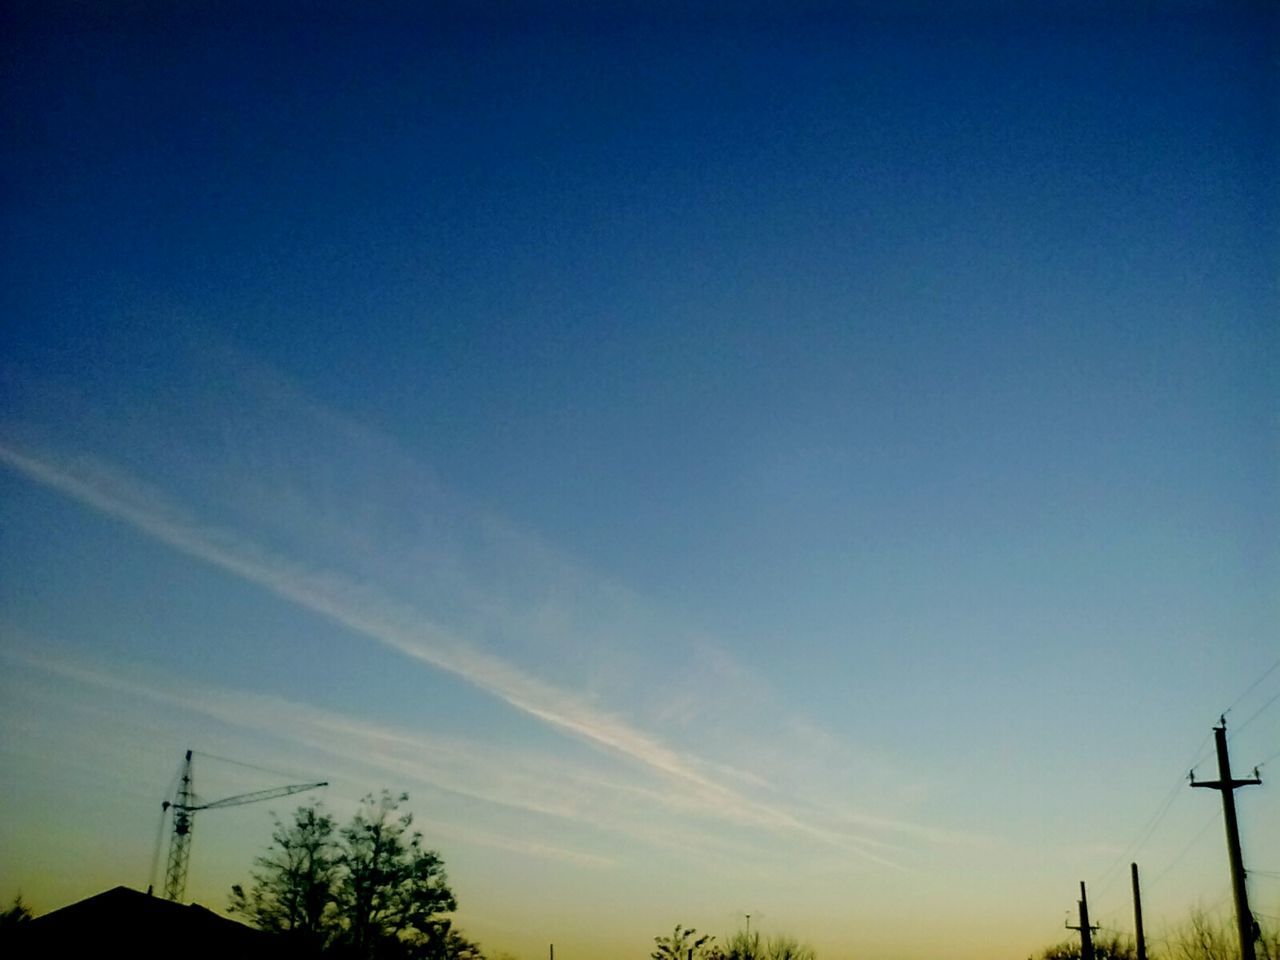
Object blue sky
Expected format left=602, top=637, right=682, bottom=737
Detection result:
left=2, top=3, right=1278, bottom=958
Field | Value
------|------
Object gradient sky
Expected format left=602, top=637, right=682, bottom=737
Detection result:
left=1, top=3, right=1277, bottom=959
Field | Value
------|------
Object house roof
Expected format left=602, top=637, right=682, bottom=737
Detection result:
left=9, top=885, right=309, bottom=959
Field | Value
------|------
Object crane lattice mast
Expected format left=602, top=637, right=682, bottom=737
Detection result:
left=159, top=749, right=327, bottom=901
left=162, top=749, right=197, bottom=901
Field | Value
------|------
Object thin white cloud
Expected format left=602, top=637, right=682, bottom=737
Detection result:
left=6, top=643, right=902, bottom=872
left=0, top=441, right=903, bottom=866
left=0, top=645, right=657, bottom=865
left=0, top=441, right=704, bottom=783
left=2, top=435, right=967, bottom=870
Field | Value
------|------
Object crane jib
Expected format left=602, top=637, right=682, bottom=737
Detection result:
left=155, top=750, right=326, bottom=902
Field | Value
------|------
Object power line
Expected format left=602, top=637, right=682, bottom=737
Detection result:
left=1092, top=663, right=1278, bottom=902
left=1225, top=656, right=1280, bottom=717
left=1093, top=730, right=1215, bottom=899
left=1231, top=688, right=1280, bottom=738
left=1093, top=782, right=1183, bottom=899
left=1147, top=808, right=1221, bottom=892
left=1258, top=746, right=1280, bottom=769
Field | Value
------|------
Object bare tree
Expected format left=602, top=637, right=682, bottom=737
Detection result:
left=230, top=804, right=339, bottom=950
left=722, top=930, right=762, bottom=960
left=653, top=924, right=718, bottom=960
left=765, top=934, right=816, bottom=960
left=1168, top=907, right=1280, bottom=960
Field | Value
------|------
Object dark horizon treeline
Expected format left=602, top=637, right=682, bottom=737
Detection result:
left=3, top=808, right=1278, bottom=960
left=1037, top=909, right=1280, bottom=960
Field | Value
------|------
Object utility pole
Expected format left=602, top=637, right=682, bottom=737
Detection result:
left=1066, top=881, right=1098, bottom=960
left=1191, top=717, right=1262, bottom=960
left=1131, top=863, right=1147, bottom=960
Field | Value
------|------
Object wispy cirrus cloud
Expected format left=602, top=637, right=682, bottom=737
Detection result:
left=0, top=644, right=619, bottom=866
left=0, top=441, right=693, bottom=776
left=0, top=438, right=905, bottom=867
left=2, top=642, right=892, bottom=872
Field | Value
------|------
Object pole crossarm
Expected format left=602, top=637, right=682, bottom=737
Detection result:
left=1191, top=776, right=1262, bottom=790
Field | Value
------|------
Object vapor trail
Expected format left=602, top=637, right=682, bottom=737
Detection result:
left=0, top=439, right=901, bottom=866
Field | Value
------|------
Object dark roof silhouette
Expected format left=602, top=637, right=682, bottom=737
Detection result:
left=9, top=885, right=310, bottom=959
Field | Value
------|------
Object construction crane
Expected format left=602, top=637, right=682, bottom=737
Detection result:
left=155, top=749, right=327, bottom=902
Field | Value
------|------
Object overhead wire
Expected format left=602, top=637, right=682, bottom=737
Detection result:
left=1230, top=687, right=1280, bottom=739
left=1146, top=808, right=1222, bottom=892
left=1258, top=746, right=1280, bottom=769
left=1224, top=656, right=1280, bottom=719
left=1093, top=778, right=1185, bottom=900
left=1092, top=729, right=1214, bottom=900
left=1091, top=657, right=1280, bottom=902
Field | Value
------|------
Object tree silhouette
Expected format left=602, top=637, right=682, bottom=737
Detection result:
left=0, top=895, right=33, bottom=932
left=721, top=930, right=762, bottom=960
left=721, top=929, right=816, bottom=960
left=334, top=791, right=456, bottom=957
left=232, top=791, right=476, bottom=960
left=763, top=934, right=816, bottom=960
left=230, top=804, right=339, bottom=950
left=1036, top=909, right=1280, bottom=960
left=1040, top=934, right=1136, bottom=960
left=1168, top=908, right=1280, bottom=960
left=653, top=924, right=718, bottom=960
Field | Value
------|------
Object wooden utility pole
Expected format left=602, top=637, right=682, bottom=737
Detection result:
left=1131, top=863, right=1147, bottom=960
left=1191, top=717, right=1262, bottom=960
left=1066, top=881, right=1099, bottom=960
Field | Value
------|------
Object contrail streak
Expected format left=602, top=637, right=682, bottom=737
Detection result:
left=0, top=439, right=902, bottom=867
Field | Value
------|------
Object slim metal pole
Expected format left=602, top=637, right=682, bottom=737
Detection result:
left=1131, top=863, right=1147, bottom=960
